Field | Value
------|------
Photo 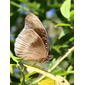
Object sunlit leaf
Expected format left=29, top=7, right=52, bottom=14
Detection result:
left=10, top=64, right=15, bottom=73
left=60, top=0, right=71, bottom=19
left=70, top=10, right=74, bottom=22
left=38, top=77, right=55, bottom=85
left=25, top=72, right=37, bottom=80
left=38, top=76, right=70, bottom=85
left=10, top=51, right=21, bottom=63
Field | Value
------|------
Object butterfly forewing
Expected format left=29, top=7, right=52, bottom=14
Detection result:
left=25, top=13, right=49, bottom=51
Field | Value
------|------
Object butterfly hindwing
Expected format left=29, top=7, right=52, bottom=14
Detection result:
left=15, top=28, right=48, bottom=62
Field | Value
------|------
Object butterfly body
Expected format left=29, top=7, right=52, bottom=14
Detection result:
left=14, top=13, right=50, bottom=62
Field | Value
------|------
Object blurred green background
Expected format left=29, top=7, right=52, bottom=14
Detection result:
left=10, top=0, right=74, bottom=85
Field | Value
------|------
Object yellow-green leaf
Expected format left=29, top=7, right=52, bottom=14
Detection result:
left=10, top=51, right=21, bottom=63
left=60, top=0, right=71, bottom=19
left=38, top=76, right=70, bottom=85
left=38, top=77, right=55, bottom=85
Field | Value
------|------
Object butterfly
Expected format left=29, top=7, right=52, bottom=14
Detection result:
left=14, top=13, right=50, bottom=62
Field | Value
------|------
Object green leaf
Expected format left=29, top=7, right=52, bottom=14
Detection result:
left=70, top=10, right=74, bottom=21
left=10, top=82, right=20, bottom=85
left=55, top=23, right=71, bottom=27
left=10, top=12, right=14, bottom=16
left=60, top=0, right=71, bottom=19
left=25, top=72, right=37, bottom=80
left=27, top=2, right=40, bottom=9
left=18, top=0, right=27, bottom=3
left=52, top=45, right=68, bottom=54
left=52, top=67, right=65, bottom=75
left=48, top=58, right=56, bottom=69
left=10, top=64, right=15, bottom=73
left=10, top=51, right=21, bottom=63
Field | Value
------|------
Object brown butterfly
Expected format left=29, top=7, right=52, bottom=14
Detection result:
left=14, top=13, right=50, bottom=62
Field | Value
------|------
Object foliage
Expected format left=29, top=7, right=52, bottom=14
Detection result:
left=10, top=0, right=74, bottom=85
left=60, top=0, right=71, bottom=20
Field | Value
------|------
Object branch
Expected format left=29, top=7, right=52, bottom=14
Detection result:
left=10, top=1, right=29, bottom=11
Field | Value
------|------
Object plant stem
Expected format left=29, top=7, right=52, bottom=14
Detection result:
left=21, top=72, right=25, bottom=85
left=59, top=71, right=74, bottom=76
left=17, top=63, right=25, bottom=85
left=10, top=1, right=29, bottom=11
left=55, top=23, right=73, bottom=29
